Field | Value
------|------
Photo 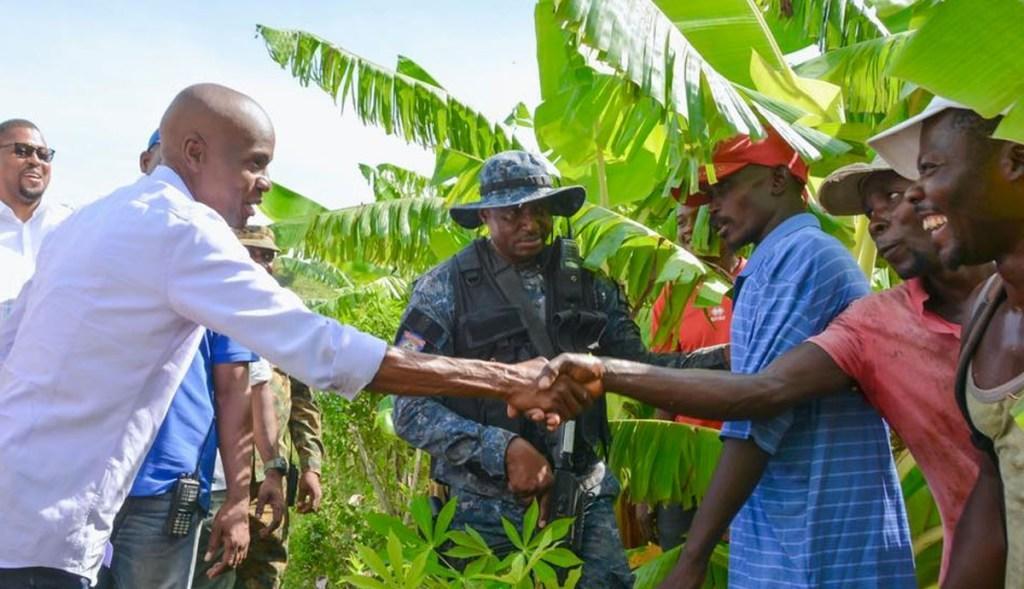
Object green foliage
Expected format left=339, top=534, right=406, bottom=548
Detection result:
left=552, top=0, right=762, bottom=144
left=897, top=450, right=943, bottom=588
left=653, top=0, right=789, bottom=88
left=343, top=499, right=583, bottom=588
left=888, top=0, right=1024, bottom=143
left=795, top=33, right=912, bottom=116
left=633, top=543, right=730, bottom=589
left=608, top=420, right=723, bottom=507
left=360, top=162, right=446, bottom=202
left=755, top=0, right=891, bottom=52
left=257, top=25, right=523, bottom=159
left=275, top=197, right=472, bottom=278
left=284, top=284, right=425, bottom=588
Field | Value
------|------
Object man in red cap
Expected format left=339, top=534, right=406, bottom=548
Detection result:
left=647, top=128, right=916, bottom=587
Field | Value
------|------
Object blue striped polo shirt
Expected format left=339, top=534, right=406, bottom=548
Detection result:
left=721, top=213, right=915, bottom=588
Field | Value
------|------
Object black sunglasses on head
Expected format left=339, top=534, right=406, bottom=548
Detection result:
left=1, top=142, right=55, bottom=163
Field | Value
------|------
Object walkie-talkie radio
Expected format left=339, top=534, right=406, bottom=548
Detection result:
left=164, top=474, right=201, bottom=537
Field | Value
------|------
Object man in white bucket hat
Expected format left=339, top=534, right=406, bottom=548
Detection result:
left=871, top=95, right=1024, bottom=587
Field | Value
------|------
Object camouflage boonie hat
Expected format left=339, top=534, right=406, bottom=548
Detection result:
left=234, top=225, right=279, bottom=252
left=449, top=150, right=586, bottom=229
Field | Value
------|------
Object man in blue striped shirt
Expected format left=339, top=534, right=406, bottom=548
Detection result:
left=660, top=130, right=915, bottom=588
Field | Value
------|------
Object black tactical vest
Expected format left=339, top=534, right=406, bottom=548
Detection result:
left=441, top=238, right=610, bottom=472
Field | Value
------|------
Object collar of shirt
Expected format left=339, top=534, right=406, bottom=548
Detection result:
left=486, top=239, right=549, bottom=275
left=0, top=198, right=51, bottom=226
left=149, top=164, right=192, bottom=199
left=734, top=212, right=819, bottom=298
left=905, top=276, right=961, bottom=338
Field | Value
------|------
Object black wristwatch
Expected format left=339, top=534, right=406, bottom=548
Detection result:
left=263, top=456, right=288, bottom=476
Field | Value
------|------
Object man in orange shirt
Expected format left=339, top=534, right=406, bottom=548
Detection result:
left=647, top=195, right=744, bottom=548
left=650, top=195, right=743, bottom=361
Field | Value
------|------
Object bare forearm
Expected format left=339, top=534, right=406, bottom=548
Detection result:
left=604, top=359, right=785, bottom=419
left=603, top=343, right=850, bottom=420
left=367, top=347, right=529, bottom=402
left=943, top=455, right=1006, bottom=588
left=215, top=364, right=254, bottom=503
left=680, top=439, right=769, bottom=564
left=251, top=381, right=280, bottom=463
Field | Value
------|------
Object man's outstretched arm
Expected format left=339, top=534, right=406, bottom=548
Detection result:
left=593, top=342, right=851, bottom=420
left=367, top=348, right=602, bottom=424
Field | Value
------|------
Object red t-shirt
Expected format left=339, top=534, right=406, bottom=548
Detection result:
left=808, top=278, right=983, bottom=580
left=650, top=261, right=744, bottom=429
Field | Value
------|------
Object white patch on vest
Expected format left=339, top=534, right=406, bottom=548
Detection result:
left=397, top=330, right=427, bottom=352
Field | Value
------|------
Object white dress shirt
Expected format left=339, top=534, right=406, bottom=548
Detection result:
left=0, top=199, right=72, bottom=322
left=0, top=166, right=387, bottom=582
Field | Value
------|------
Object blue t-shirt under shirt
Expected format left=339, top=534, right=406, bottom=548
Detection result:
left=130, top=330, right=256, bottom=509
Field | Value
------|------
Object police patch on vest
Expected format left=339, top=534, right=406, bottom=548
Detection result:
left=397, top=330, right=427, bottom=352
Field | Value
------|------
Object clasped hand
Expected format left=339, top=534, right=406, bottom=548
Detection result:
left=506, top=353, right=605, bottom=430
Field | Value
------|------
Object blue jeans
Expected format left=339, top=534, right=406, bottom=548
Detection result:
left=191, top=490, right=235, bottom=589
left=105, top=492, right=202, bottom=589
left=0, top=567, right=91, bottom=588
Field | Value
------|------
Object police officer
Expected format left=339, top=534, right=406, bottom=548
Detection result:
left=392, top=151, right=727, bottom=588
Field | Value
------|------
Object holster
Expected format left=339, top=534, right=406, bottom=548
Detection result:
left=286, top=464, right=299, bottom=508
left=550, top=467, right=585, bottom=554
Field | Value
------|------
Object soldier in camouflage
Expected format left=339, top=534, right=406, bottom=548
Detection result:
left=392, top=151, right=728, bottom=588
left=232, top=226, right=325, bottom=589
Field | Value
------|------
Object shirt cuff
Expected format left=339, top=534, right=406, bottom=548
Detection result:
left=480, top=428, right=519, bottom=480
left=300, top=458, right=322, bottom=475
left=332, top=327, right=388, bottom=399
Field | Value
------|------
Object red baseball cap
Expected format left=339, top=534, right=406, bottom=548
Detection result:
left=673, top=127, right=809, bottom=206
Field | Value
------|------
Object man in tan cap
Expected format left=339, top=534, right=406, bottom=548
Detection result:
left=235, top=225, right=325, bottom=589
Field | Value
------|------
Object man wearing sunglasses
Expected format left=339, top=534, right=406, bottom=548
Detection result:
left=0, top=118, right=70, bottom=324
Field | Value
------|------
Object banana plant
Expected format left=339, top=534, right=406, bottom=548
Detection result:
left=258, top=25, right=523, bottom=159
left=887, top=0, right=1024, bottom=143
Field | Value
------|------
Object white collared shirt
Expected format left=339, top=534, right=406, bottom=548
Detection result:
left=0, top=166, right=387, bottom=582
left=0, top=198, right=72, bottom=322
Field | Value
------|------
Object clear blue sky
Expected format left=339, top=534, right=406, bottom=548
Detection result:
left=2, top=1, right=541, bottom=212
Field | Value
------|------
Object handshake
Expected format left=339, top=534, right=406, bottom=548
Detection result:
left=505, top=354, right=606, bottom=429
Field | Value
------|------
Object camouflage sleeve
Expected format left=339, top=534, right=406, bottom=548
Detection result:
left=288, top=377, right=325, bottom=475
left=391, top=263, right=518, bottom=483
left=594, top=274, right=729, bottom=370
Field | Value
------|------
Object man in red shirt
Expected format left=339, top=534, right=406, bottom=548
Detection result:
left=583, top=158, right=990, bottom=583
left=650, top=195, right=743, bottom=360
left=647, top=196, right=745, bottom=548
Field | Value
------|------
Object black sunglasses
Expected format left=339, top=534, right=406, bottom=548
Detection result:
left=247, top=247, right=277, bottom=263
left=0, top=142, right=55, bottom=163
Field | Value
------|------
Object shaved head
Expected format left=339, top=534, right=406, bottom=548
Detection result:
left=159, top=83, right=275, bottom=227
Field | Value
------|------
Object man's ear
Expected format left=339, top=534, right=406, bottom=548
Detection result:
left=1002, top=142, right=1024, bottom=182
left=771, top=165, right=790, bottom=196
left=182, top=132, right=206, bottom=172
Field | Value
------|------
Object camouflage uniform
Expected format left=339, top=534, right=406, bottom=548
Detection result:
left=234, top=369, right=324, bottom=589
left=394, top=243, right=726, bottom=588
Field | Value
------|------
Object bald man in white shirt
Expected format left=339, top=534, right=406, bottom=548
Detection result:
left=0, top=84, right=601, bottom=588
